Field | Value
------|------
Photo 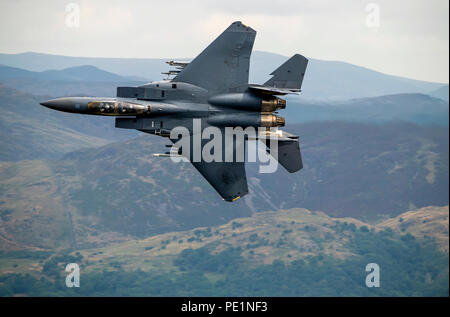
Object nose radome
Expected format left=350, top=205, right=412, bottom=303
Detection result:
left=40, top=98, right=73, bottom=111
left=40, top=100, right=56, bottom=108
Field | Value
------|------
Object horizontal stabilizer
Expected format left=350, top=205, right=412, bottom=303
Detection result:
left=260, top=130, right=303, bottom=173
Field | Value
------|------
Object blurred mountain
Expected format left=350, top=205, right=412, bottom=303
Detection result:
left=285, top=93, right=449, bottom=126
left=250, top=51, right=446, bottom=100
left=0, top=64, right=140, bottom=82
left=0, top=121, right=447, bottom=250
left=246, top=121, right=449, bottom=220
left=0, top=64, right=145, bottom=97
left=0, top=51, right=162, bottom=80
left=0, top=51, right=446, bottom=100
left=428, top=85, right=449, bottom=101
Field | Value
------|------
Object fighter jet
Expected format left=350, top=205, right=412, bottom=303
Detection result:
left=40, top=21, right=308, bottom=202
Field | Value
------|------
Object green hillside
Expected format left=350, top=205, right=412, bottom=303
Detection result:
left=0, top=206, right=447, bottom=296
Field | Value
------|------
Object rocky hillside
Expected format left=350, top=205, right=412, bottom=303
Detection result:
left=378, top=205, right=449, bottom=253
left=72, top=205, right=449, bottom=273
left=1, top=205, right=447, bottom=276
left=0, top=205, right=447, bottom=297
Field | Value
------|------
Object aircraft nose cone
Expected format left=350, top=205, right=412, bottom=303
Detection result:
left=40, top=98, right=74, bottom=112
left=40, top=100, right=56, bottom=109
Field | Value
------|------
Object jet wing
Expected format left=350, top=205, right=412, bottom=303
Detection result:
left=192, top=161, right=248, bottom=202
left=173, top=21, right=256, bottom=93
left=169, top=123, right=248, bottom=202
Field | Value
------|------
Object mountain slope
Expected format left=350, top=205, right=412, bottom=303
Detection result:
left=285, top=93, right=449, bottom=126
left=428, top=85, right=449, bottom=101
left=0, top=205, right=447, bottom=297
left=0, top=121, right=447, bottom=251
left=74, top=205, right=449, bottom=270
left=245, top=122, right=449, bottom=220
left=0, top=64, right=134, bottom=82
left=378, top=205, right=449, bottom=253
left=0, top=64, right=146, bottom=97
left=250, top=51, right=446, bottom=100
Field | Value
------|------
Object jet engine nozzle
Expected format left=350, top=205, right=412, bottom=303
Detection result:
left=261, top=114, right=285, bottom=127
left=261, top=97, right=286, bottom=112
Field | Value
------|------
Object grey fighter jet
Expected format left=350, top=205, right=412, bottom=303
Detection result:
left=41, top=21, right=308, bottom=202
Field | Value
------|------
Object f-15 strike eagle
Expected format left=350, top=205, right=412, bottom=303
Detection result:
left=40, top=21, right=308, bottom=202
